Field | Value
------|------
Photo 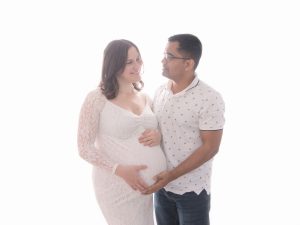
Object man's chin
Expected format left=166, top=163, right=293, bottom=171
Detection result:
left=162, top=73, right=170, bottom=79
left=162, top=70, right=168, bottom=77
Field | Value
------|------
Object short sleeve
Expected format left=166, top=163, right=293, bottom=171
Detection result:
left=199, top=91, right=225, bottom=130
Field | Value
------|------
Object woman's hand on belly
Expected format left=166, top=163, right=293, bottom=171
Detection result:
left=138, top=129, right=161, bottom=147
left=115, top=164, right=149, bottom=192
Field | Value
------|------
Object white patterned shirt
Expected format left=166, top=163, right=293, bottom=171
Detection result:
left=153, top=76, right=225, bottom=195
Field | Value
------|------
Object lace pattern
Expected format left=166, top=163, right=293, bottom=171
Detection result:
left=77, top=88, right=116, bottom=172
left=78, top=89, right=165, bottom=225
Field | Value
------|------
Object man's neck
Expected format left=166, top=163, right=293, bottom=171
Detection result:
left=171, top=75, right=195, bottom=94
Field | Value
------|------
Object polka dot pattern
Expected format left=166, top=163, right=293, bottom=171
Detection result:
left=153, top=77, right=225, bottom=195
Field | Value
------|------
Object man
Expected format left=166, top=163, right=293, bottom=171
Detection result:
left=141, top=34, right=225, bottom=225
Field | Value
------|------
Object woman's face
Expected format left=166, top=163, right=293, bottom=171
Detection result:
left=118, top=46, right=143, bottom=84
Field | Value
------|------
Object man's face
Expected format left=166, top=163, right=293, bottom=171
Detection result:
left=161, top=41, right=189, bottom=81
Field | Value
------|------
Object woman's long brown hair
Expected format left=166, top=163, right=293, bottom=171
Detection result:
left=99, top=39, right=144, bottom=99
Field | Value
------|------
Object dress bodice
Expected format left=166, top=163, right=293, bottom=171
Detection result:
left=99, top=101, right=158, bottom=139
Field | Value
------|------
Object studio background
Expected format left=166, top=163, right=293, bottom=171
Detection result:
left=0, top=0, right=299, bottom=224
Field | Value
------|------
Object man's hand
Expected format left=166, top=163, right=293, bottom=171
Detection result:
left=142, top=170, right=173, bottom=194
left=138, top=129, right=161, bottom=147
left=115, top=164, right=149, bottom=192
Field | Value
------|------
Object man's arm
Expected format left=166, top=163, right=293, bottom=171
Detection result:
left=142, top=129, right=223, bottom=194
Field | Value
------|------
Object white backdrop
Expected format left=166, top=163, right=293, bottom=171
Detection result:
left=1, top=0, right=299, bottom=224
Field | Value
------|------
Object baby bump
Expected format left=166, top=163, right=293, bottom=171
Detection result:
left=123, top=139, right=167, bottom=186
left=100, top=134, right=167, bottom=186
left=137, top=145, right=167, bottom=186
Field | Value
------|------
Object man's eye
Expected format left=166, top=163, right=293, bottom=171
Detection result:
left=167, top=54, right=175, bottom=59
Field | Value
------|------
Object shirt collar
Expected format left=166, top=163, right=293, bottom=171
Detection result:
left=166, top=75, right=200, bottom=96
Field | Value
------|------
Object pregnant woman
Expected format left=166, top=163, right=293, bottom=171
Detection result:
left=77, top=39, right=167, bottom=225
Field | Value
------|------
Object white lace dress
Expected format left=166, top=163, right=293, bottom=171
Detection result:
left=77, top=88, right=167, bottom=225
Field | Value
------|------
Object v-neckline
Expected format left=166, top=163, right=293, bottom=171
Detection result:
left=107, top=100, right=148, bottom=117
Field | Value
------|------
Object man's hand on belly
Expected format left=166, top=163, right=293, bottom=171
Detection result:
left=142, top=170, right=173, bottom=195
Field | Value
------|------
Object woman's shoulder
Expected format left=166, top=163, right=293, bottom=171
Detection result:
left=83, top=87, right=107, bottom=109
left=139, top=92, right=152, bottom=106
left=85, top=87, right=106, bottom=100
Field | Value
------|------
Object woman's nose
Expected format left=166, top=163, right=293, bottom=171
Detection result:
left=132, top=61, right=141, bottom=71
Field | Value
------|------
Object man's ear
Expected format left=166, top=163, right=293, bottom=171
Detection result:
left=185, top=59, right=195, bottom=71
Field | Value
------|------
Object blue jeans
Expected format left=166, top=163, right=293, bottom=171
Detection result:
left=154, top=188, right=210, bottom=225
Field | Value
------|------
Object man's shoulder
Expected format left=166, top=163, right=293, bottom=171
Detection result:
left=196, top=80, right=224, bottom=106
left=154, top=82, right=168, bottom=95
left=197, top=80, right=222, bottom=95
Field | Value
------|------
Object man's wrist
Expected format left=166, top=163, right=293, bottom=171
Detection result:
left=168, top=170, right=177, bottom=182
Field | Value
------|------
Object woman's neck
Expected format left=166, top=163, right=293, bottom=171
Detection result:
left=118, top=83, right=135, bottom=95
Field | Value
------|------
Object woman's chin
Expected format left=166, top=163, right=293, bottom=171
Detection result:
left=131, top=76, right=141, bottom=83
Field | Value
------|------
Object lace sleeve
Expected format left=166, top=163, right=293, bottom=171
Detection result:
left=77, top=89, right=117, bottom=173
